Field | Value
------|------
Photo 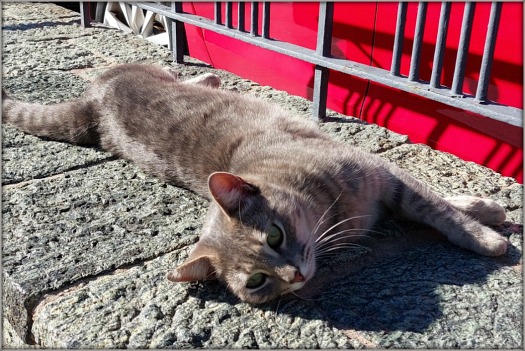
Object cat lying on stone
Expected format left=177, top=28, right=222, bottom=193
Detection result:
left=2, top=64, right=508, bottom=303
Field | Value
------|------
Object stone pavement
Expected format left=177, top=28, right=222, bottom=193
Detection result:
left=1, top=2, right=522, bottom=348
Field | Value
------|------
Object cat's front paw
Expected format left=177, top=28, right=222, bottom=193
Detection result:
left=476, top=226, right=509, bottom=256
left=446, top=195, right=506, bottom=225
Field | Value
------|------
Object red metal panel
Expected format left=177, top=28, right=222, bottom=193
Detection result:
left=361, top=83, right=523, bottom=181
left=182, top=3, right=319, bottom=98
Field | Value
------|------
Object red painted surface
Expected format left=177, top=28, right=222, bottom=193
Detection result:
left=182, top=2, right=523, bottom=182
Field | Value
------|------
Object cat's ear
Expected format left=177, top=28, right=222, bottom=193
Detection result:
left=208, top=172, right=259, bottom=216
left=167, top=242, right=218, bottom=282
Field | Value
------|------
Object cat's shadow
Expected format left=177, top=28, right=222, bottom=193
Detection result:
left=188, top=220, right=521, bottom=333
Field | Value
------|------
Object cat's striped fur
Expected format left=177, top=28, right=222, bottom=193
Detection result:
left=2, top=64, right=508, bottom=303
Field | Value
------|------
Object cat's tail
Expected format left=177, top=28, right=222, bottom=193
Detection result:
left=2, top=89, right=99, bottom=145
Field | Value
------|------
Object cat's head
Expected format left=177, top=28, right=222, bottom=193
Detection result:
left=167, top=172, right=317, bottom=303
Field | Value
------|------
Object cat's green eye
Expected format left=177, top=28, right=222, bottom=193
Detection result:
left=246, top=272, right=266, bottom=289
left=266, top=224, right=284, bottom=248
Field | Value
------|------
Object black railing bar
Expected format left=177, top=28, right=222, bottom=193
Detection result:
left=238, top=2, right=246, bottom=32
left=262, top=2, right=270, bottom=39
left=80, top=2, right=91, bottom=28
left=313, top=66, right=330, bottom=121
left=214, top=2, right=221, bottom=25
left=476, top=2, right=502, bottom=103
left=315, top=2, right=334, bottom=57
left=226, top=2, right=233, bottom=28
left=171, top=2, right=185, bottom=64
left=408, top=2, right=427, bottom=82
left=430, top=2, right=451, bottom=88
left=134, top=2, right=522, bottom=127
left=251, top=2, right=259, bottom=36
left=391, top=2, right=407, bottom=76
left=451, top=2, right=476, bottom=95
left=312, top=2, right=334, bottom=120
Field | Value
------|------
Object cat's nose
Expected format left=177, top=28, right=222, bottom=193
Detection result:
left=291, top=270, right=305, bottom=283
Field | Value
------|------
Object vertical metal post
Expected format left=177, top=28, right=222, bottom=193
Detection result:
left=391, top=2, right=407, bottom=76
left=80, top=2, right=91, bottom=28
left=312, top=2, right=334, bottom=121
left=315, top=3, right=334, bottom=58
left=250, top=2, right=259, bottom=36
left=172, top=2, right=185, bottom=64
left=408, top=2, right=427, bottom=82
left=451, top=2, right=476, bottom=96
left=226, top=2, right=233, bottom=28
left=430, top=2, right=451, bottom=88
left=262, top=2, right=271, bottom=39
left=476, top=2, right=502, bottom=102
left=238, top=2, right=246, bottom=32
left=215, top=2, right=222, bottom=25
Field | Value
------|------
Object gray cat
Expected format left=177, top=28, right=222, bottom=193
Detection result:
left=2, top=64, right=508, bottom=304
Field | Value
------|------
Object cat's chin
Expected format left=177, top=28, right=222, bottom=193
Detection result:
left=282, top=275, right=310, bottom=296
left=288, top=280, right=306, bottom=292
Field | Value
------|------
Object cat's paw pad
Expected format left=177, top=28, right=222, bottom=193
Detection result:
left=445, top=195, right=506, bottom=225
left=183, top=73, right=221, bottom=88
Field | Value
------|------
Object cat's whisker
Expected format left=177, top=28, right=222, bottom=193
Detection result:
left=289, top=290, right=319, bottom=302
left=205, top=269, right=218, bottom=280
left=273, top=297, right=282, bottom=318
left=312, top=208, right=358, bottom=236
left=315, top=227, right=386, bottom=248
left=315, top=253, right=344, bottom=260
left=316, top=244, right=365, bottom=255
left=315, top=243, right=371, bottom=258
left=316, top=229, right=373, bottom=246
left=315, top=215, right=372, bottom=243
left=315, top=235, right=370, bottom=253
left=311, top=192, right=343, bottom=236
left=289, top=290, right=339, bottom=302
left=316, top=243, right=363, bottom=255
left=318, top=242, right=369, bottom=252
left=237, top=198, right=245, bottom=227
left=313, top=222, right=380, bottom=259
left=315, top=252, right=344, bottom=259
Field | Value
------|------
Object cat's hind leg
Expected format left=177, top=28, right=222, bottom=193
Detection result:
left=384, top=170, right=509, bottom=257
left=182, top=73, right=221, bottom=88
left=445, top=195, right=506, bottom=226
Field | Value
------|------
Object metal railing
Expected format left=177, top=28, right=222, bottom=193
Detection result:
left=80, top=2, right=522, bottom=127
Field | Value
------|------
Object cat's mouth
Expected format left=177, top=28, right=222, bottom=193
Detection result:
left=288, top=280, right=306, bottom=292
left=282, top=267, right=312, bottom=295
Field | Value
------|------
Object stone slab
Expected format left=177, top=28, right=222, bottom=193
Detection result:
left=2, top=2, right=80, bottom=23
left=2, top=126, right=113, bottom=185
left=29, top=217, right=522, bottom=349
left=31, top=250, right=354, bottom=349
left=2, top=160, right=206, bottom=340
left=2, top=4, right=170, bottom=72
